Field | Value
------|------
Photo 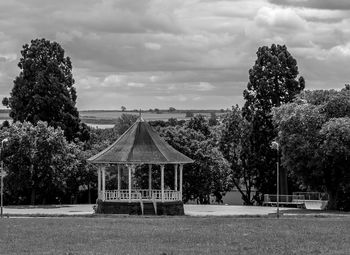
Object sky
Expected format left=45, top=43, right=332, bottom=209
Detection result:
left=0, top=0, right=349, bottom=110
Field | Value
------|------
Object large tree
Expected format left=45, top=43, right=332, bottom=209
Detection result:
left=0, top=121, right=89, bottom=205
left=242, top=44, right=305, bottom=196
left=2, top=38, right=89, bottom=142
left=159, top=116, right=231, bottom=204
left=273, top=87, right=350, bottom=210
left=220, top=106, right=257, bottom=205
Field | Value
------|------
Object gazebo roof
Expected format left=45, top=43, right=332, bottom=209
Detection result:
left=88, top=118, right=193, bottom=164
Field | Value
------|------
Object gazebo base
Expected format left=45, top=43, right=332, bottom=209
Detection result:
left=95, top=200, right=184, bottom=215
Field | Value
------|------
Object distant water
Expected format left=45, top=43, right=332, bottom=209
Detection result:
left=86, top=123, right=115, bottom=129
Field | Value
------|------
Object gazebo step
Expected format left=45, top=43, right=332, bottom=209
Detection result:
left=96, top=200, right=184, bottom=215
left=143, top=202, right=156, bottom=215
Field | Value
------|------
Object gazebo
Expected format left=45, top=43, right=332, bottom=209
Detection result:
left=88, top=117, right=193, bottom=215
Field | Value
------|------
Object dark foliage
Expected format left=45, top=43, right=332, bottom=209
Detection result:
left=242, top=44, right=305, bottom=197
left=2, top=38, right=89, bottom=142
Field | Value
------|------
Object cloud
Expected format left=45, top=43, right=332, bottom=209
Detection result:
left=0, top=53, right=17, bottom=62
left=268, top=0, right=350, bottom=10
left=330, top=43, right=350, bottom=57
left=0, top=0, right=348, bottom=110
left=101, top=75, right=124, bottom=87
left=254, top=6, right=306, bottom=30
left=196, top=82, right=215, bottom=91
left=127, top=82, right=145, bottom=88
left=144, top=42, right=162, bottom=50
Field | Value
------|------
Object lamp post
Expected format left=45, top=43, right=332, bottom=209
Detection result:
left=1, top=138, right=8, bottom=218
left=272, top=141, right=280, bottom=219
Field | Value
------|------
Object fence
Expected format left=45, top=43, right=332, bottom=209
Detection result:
left=263, top=192, right=329, bottom=208
left=292, top=192, right=329, bottom=201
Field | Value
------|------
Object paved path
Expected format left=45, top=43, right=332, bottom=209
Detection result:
left=2, top=204, right=291, bottom=217
left=3, top=204, right=94, bottom=216
left=185, top=204, right=292, bottom=216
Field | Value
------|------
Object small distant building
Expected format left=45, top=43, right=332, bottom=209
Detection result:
left=88, top=117, right=193, bottom=215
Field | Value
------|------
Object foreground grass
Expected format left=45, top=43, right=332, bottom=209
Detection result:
left=1, top=217, right=349, bottom=254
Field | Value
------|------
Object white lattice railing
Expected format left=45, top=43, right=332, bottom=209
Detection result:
left=102, top=189, right=181, bottom=201
left=152, top=190, right=162, bottom=200
left=164, top=190, right=181, bottom=201
left=104, top=190, right=140, bottom=201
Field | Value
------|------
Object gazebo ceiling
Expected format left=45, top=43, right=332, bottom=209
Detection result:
left=88, top=118, right=194, bottom=164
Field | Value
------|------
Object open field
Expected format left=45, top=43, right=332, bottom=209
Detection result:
left=1, top=217, right=349, bottom=254
left=0, top=110, right=226, bottom=126
left=80, top=110, right=225, bottom=126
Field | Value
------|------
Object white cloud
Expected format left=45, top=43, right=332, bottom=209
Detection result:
left=128, top=82, right=145, bottom=88
left=144, top=42, right=162, bottom=50
left=330, top=43, right=350, bottom=57
left=149, top=75, right=159, bottom=82
left=255, top=6, right=306, bottom=30
left=0, top=53, right=17, bottom=62
left=196, top=82, right=215, bottom=91
left=101, top=74, right=124, bottom=87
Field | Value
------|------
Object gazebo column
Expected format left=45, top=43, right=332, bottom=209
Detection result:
left=179, top=164, right=183, bottom=200
left=161, top=165, right=165, bottom=202
left=97, top=166, right=101, bottom=199
left=148, top=164, right=152, bottom=198
left=102, top=165, right=106, bottom=201
left=117, top=164, right=121, bottom=198
left=128, top=165, right=132, bottom=202
left=174, top=164, right=178, bottom=191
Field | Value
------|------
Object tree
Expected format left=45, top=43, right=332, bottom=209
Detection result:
left=319, top=118, right=350, bottom=210
left=208, top=112, right=218, bottom=126
left=185, top=111, right=194, bottom=118
left=273, top=87, right=350, bottom=210
left=220, top=106, right=257, bottom=205
left=0, top=121, right=88, bottom=205
left=186, top=115, right=210, bottom=137
left=2, top=38, right=89, bottom=142
left=114, top=114, right=138, bottom=135
left=121, top=106, right=126, bottom=112
left=159, top=119, right=231, bottom=204
left=242, top=44, right=305, bottom=196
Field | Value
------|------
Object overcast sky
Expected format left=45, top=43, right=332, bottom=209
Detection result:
left=0, top=0, right=349, bottom=110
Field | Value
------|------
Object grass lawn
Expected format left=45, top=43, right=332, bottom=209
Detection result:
left=1, top=216, right=349, bottom=255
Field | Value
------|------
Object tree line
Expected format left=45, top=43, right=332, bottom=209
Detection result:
left=1, top=38, right=349, bottom=210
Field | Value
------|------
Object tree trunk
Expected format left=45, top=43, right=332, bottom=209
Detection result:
left=279, top=167, right=288, bottom=195
left=327, top=191, right=337, bottom=210
left=231, top=177, right=254, bottom=205
left=88, top=183, right=91, bottom=204
left=31, top=189, right=36, bottom=205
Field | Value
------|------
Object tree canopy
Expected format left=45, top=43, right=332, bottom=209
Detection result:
left=159, top=115, right=231, bottom=204
left=0, top=121, right=93, bottom=205
left=220, top=106, right=256, bottom=204
left=2, top=38, right=89, bottom=142
left=242, top=44, right=305, bottom=196
left=273, top=87, right=350, bottom=210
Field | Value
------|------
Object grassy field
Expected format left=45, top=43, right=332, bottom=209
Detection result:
left=0, top=110, right=225, bottom=126
left=1, top=217, right=349, bottom=254
left=80, top=110, right=224, bottom=125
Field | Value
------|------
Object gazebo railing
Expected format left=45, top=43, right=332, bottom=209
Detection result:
left=152, top=190, right=181, bottom=201
left=104, top=190, right=140, bottom=200
left=102, top=189, right=181, bottom=201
